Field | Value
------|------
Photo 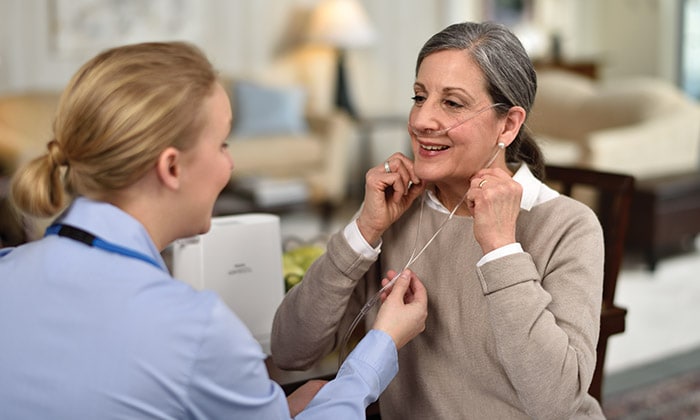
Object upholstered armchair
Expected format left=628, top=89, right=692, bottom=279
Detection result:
left=529, top=70, right=700, bottom=180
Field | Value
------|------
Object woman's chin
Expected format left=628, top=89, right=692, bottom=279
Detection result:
left=199, top=220, right=212, bottom=236
left=186, top=220, right=212, bottom=239
left=414, top=165, right=442, bottom=183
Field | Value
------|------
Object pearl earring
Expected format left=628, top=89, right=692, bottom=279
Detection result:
left=498, top=142, right=505, bottom=149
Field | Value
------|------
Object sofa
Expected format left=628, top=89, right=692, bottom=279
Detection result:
left=0, top=78, right=353, bottom=242
left=530, top=70, right=700, bottom=268
left=529, top=70, right=700, bottom=179
left=224, top=79, right=352, bottom=208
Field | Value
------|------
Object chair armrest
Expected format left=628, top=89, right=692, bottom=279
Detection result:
left=600, top=305, right=627, bottom=338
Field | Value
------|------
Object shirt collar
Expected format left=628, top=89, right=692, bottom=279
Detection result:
left=425, top=164, right=556, bottom=213
left=56, top=197, right=167, bottom=270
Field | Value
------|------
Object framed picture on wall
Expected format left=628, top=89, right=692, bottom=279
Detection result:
left=48, top=0, right=202, bottom=58
left=482, top=0, right=550, bottom=59
left=483, top=0, right=533, bottom=26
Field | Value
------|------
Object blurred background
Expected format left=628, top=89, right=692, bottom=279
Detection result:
left=2, top=1, right=700, bottom=415
left=0, top=0, right=697, bottom=111
left=1, top=0, right=698, bottom=174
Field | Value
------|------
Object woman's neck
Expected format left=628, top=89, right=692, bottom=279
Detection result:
left=433, top=183, right=471, bottom=216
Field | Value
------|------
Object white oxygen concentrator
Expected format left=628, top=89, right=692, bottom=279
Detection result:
left=171, top=214, right=285, bottom=354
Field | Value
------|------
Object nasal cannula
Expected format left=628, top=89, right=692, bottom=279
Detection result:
left=337, top=142, right=504, bottom=366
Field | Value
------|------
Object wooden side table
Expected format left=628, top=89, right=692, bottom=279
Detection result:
left=534, top=59, right=599, bottom=79
left=625, top=171, right=700, bottom=270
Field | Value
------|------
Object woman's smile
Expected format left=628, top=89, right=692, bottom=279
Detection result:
left=418, top=141, right=450, bottom=153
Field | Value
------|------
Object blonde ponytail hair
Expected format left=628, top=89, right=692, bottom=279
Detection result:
left=11, top=41, right=217, bottom=218
left=10, top=140, right=68, bottom=217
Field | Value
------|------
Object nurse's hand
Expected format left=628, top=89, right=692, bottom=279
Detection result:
left=373, top=270, right=428, bottom=350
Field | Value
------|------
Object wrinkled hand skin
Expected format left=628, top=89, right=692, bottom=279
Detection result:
left=357, top=153, right=425, bottom=246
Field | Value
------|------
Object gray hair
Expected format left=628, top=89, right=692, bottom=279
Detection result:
left=416, top=21, right=545, bottom=179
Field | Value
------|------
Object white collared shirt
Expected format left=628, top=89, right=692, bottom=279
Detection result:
left=344, top=164, right=560, bottom=266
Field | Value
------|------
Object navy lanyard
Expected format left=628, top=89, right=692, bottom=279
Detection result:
left=45, top=224, right=163, bottom=270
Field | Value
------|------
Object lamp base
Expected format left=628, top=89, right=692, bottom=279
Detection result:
left=335, top=49, right=357, bottom=119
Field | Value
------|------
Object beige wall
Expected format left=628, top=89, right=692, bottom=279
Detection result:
left=599, top=0, right=681, bottom=82
left=0, top=0, right=684, bottom=117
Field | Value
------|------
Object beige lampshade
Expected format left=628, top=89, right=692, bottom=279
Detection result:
left=308, top=0, right=375, bottom=48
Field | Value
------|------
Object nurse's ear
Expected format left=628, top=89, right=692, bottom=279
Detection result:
left=155, top=147, right=182, bottom=190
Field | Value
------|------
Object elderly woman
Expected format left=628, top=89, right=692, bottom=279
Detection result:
left=272, top=21, right=605, bottom=419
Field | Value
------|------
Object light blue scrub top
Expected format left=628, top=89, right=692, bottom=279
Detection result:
left=0, top=197, right=397, bottom=419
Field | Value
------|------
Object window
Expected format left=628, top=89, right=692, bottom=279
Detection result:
left=682, top=0, right=700, bottom=98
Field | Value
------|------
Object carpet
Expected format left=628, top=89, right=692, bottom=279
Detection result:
left=603, top=367, right=700, bottom=419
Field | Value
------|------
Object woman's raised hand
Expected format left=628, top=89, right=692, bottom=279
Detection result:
left=466, top=167, right=522, bottom=254
left=356, top=153, right=425, bottom=246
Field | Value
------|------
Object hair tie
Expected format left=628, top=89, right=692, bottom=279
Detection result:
left=47, top=139, right=68, bottom=167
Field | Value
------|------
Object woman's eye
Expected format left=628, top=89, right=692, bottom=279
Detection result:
left=443, top=99, right=464, bottom=109
left=411, top=95, right=426, bottom=105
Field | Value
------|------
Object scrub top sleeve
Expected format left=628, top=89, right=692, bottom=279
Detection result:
left=185, top=300, right=291, bottom=419
left=186, top=303, right=397, bottom=419
left=296, top=329, right=398, bottom=419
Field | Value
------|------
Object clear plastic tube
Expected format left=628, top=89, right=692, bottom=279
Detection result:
left=337, top=190, right=466, bottom=365
left=337, top=145, right=504, bottom=366
left=409, top=103, right=504, bottom=138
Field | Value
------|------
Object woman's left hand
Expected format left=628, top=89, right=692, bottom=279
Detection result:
left=466, top=168, right=522, bottom=254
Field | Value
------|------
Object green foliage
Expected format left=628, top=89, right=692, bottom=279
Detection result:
left=282, top=245, right=325, bottom=292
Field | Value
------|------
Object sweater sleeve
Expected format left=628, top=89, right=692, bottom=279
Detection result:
left=476, top=202, right=604, bottom=420
left=271, top=231, right=377, bottom=370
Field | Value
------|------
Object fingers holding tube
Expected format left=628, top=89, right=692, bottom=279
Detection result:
left=379, top=269, right=400, bottom=301
left=467, top=168, right=522, bottom=253
left=373, top=269, right=428, bottom=350
left=357, top=154, right=425, bottom=245
left=377, top=154, right=421, bottom=198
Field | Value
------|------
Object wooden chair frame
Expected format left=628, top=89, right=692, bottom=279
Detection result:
left=544, top=165, right=635, bottom=403
left=0, top=175, right=33, bottom=248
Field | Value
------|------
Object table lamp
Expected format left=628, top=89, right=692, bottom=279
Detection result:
left=308, top=0, right=375, bottom=119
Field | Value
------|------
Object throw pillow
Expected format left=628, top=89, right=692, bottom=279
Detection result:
left=232, top=81, right=309, bottom=137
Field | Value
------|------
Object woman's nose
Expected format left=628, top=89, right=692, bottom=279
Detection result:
left=409, top=101, right=441, bottom=131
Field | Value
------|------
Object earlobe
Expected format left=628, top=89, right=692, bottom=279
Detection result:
left=156, top=147, right=181, bottom=190
left=499, top=106, right=526, bottom=147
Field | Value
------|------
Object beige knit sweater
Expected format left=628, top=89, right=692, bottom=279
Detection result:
left=272, top=173, right=606, bottom=419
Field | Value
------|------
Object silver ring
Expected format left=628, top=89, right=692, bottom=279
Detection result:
left=384, top=161, right=391, bottom=173
left=478, top=179, right=488, bottom=188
